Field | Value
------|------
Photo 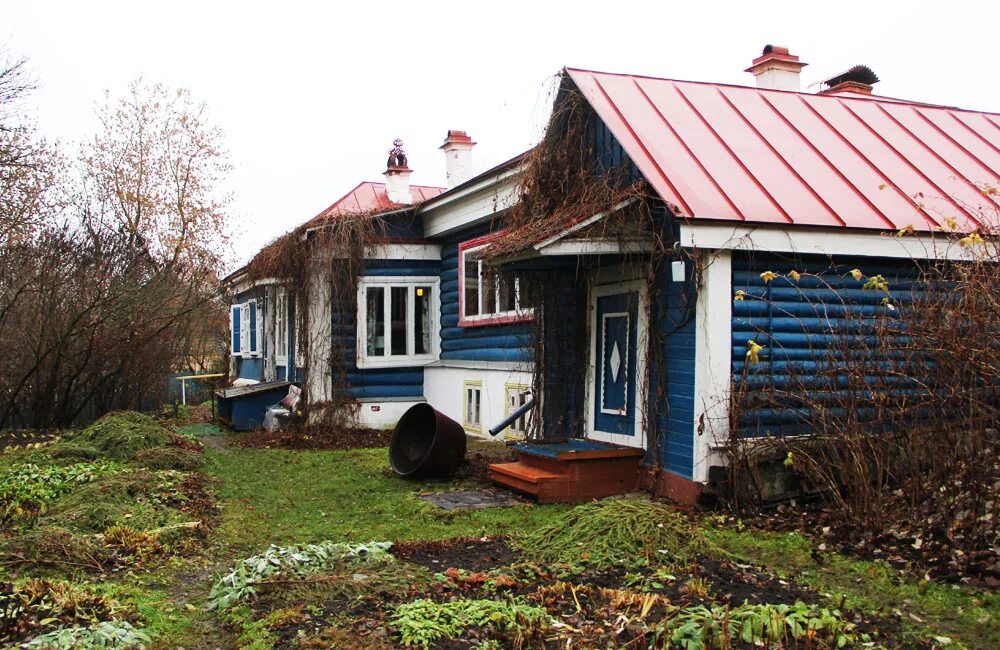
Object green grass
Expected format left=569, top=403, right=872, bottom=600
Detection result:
left=705, top=522, right=1000, bottom=649
left=208, top=445, right=565, bottom=549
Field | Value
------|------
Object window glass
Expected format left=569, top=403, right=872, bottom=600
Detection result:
left=390, top=286, right=408, bottom=355
left=366, top=287, right=384, bottom=356
left=414, top=286, right=430, bottom=355
left=498, top=274, right=516, bottom=313
left=463, top=251, right=479, bottom=317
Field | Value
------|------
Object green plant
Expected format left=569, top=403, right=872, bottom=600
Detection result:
left=0, top=461, right=127, bottom=523
left=624, top=567, right=678, bottom=592
left=207, top=540, right=393, bottom=610
left=390, top=598, right=549, bottom=647
left=0, top=579, right=128, bottom=644
left=25, top=620, right=150, bottom=648
left=655, top=602, right=869, bottom=650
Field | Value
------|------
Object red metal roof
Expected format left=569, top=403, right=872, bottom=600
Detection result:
left=567, top=68, right=1000, bottom=232
left=305, top=181, right=446, bottom=228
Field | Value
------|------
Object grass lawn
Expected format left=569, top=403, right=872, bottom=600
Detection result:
left=208, top=443, right=565, bottom=550
left=4, top=422, right=999, bottom=648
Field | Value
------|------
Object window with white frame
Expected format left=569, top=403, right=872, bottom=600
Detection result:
left=357, top=276, right=438, bottom=368
left=463, top=381, right=482, bottom=431
left=505, top=384, right=532, bottom=436
left=230, top=299, right=262, bottom=358
left=274, top=289, right=288, bottom=365
left=459, top=241, right=530, bottom=324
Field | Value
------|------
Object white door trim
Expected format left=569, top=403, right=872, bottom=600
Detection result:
left=585, top=279, right=648, bottom=449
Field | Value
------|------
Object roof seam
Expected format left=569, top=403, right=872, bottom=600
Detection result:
left=716, top=87, right=846, bottom=227
left=757, top=93, right=896, bottom=229
left=630, top=78, right=746, bottom=221
left=672, top=83, right=793, bottom=224
left=910, top=107, right=1000, bottom=184
left=838, top=98, right=980, bottom=228
left=797, top=95, right=937, bottom=228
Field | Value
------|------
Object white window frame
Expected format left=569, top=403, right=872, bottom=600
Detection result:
left=459, top=242, right=532, bottom=325
left=274, top=289, right=288, bottom=365
left=238, top=299, right=262, bottom=359
left=356, top=276, right=440, bottom=369
left=463, top=380, right=483, bottom=432
left=504, top=383, right=532, bottom=437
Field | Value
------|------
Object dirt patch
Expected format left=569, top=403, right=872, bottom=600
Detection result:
left=236, top=424, right=392, bottom=450
left=391, top=537, right=518, bottom=573
left=259, top=534, right=901, bottom=649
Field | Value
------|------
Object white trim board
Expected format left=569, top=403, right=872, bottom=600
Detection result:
left=679, top=222, right=982, bottom=261
left=692, top=250, right=732, bottom=484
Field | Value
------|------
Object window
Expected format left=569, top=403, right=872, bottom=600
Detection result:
left=505, top=384, right=532, bottom=437
left=357, top=276, right=438, bottom=368
left=275, top=289, right=288, bottom=364
left=458, top=239, right=531, bottom=326
left=463, top=381, right=482, bottom=432
left=230, top=299, right=262, bottom=358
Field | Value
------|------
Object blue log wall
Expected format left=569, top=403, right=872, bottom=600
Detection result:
left=438, top=228, right=534, bottom=364
left=732, top=252, right=921, bottom=436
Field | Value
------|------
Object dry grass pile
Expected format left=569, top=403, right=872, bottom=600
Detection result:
left=518, top=499, right=721, bottom=569
left=131, top=446, right=204, bottom=471
left=69, top=411, right=171, bottom=460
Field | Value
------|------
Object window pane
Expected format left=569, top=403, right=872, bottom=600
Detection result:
left=474, top=388, right=481, bottom=424
left=463, top=252, right=479, bottom=317
left=390, top=286, right=408, bottom=355
left=414, top=286, right=430, bottom=355
left=498, top=273, right=516, bottom=313
left=276, top=294, right=287, bottom=357
left=483, top=267, right=497, bottom=316
left=366, top=287, right=384, bottom=356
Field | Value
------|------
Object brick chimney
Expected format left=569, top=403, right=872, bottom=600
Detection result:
left=819, top=65, right=880, bottom=96
left=440, top=130, right=476, bottom=188
left=745, top=45, right=808, bottom=91
left=384, top=138, right=412, bottom=204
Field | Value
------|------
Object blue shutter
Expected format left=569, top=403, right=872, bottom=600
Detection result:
left=248, top=300, right=258, bottom=354
left=230, top=305, right=242, bottom=355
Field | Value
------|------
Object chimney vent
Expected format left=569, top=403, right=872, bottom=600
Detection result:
left=440, top=130, right=476, bottom=188
left=745, top=45, right=808, bottom=91
left=384, top=138, right=412, bottom=204
left=819, top=65, right=880, bottom=96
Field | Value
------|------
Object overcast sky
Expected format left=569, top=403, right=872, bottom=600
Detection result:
left=7, top=1, right=999, bottom=269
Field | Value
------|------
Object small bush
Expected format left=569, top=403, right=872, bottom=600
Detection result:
left=70, top=412, right=171, bottom=460
left=131, top=446, right=203, bottom=471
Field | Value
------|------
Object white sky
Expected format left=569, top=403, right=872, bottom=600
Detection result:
left=7, top=0, right=1000, bottom=270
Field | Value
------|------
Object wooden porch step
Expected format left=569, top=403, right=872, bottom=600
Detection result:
left=489, top=447, right=643, bottom=504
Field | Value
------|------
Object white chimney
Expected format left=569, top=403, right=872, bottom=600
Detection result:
left=440, top=130, right=476, bottom=188
left=745, top=45, right=807, bottom=91
left=383, top=138, right=412, bottom=204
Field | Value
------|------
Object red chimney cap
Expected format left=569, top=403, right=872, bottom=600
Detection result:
left=745, top=44, right=807, bottom=72
left=440, top=130, right=476, bottom=148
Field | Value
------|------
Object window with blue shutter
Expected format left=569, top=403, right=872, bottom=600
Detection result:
left=248, top=299, right=258, bottom=355
left=230, top=305, right=242, bottom=355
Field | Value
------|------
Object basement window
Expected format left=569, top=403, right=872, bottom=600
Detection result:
left=357, top=276, right=438, bottom=368
left=505, top=384, right=532, bottom=437
left=459, top=239, right=532, bottom=326
left=463, top=381, right=482, bottom=432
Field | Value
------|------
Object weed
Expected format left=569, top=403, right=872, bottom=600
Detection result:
left=390, top=597, right=550, bottom=647
left=208, top=540, right=393, bottom=610
left=103, top=525, right=160, bottom=560
left=518, top=499, right=721, bottom=569
left=0, top=461, right=127, bottom=523
left=70, top=412, right=170, bottom=461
